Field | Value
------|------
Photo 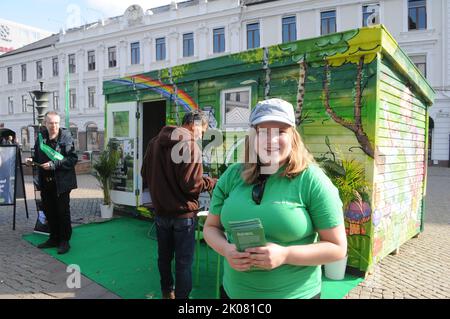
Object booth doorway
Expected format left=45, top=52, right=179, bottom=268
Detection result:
left=142, top=100, right=166, bottom=188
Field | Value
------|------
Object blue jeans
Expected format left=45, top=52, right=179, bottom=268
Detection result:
left=155, top=215, right=196, bottom=299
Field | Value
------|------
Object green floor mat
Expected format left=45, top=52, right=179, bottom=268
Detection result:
left=23, top=217, right=363, bottom=299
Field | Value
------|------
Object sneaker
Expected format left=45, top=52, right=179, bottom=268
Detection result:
left=162, top=290, right=175, bottom=299
left=37, top=239, right=59, bottom=249
left=57, top=241, right=70, bottom=254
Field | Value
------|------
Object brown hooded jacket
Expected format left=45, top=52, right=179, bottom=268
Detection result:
left=141, top=126, right=216, bottom=218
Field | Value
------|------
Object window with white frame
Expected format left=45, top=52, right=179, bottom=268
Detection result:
left=221, top=88, right=251, bottom=128
left=183, top=33, right=194, bottom=57
left=36, top=60, right=43, bottom=79
left=321, top=10, right=336, bottom=35
left=21, top=64, right=27, bottom=82
left=213, top=28, right=225, bottom=53
left=88, top=50, right=96, bottom=71
left=21, top=127, right=29, bottom=148
left=69, top=123, right=79, bottom=150
left=408, top=0, right=426, bottom=30
left=69, top=89, right=76, bottom=109
left=88, top=87, right=96, bottom=108
left=247, top=23, right=260, bottom=49
left=156, top=38, right=166, bottom=61
left=362, top=3, right=380, bottom=27
left=69, top=54, right=76, bottom=73
left=131, top=42, right=140, bottom=65
left=410, top=55, right=427, bottom=78
left=22, top=95, right=28, bottom=113
left=282, top=16, right=297, bottom=43
left=7, top=67, right=12, bottom=84
left=53, top=91, right=59, bottom=110
left=108, top=46, right=117, bottom=68
left=8, top=97, right=14, bottom=114
left=52, top=57, right=59, bottom=76
left=86, top=123, right=99, bottom=151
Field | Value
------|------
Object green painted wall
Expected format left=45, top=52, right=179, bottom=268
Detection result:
left=103, top=25, right=435, bottom=274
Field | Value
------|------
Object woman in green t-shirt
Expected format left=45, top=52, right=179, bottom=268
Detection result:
left=203, top=98, right=347, bottom=299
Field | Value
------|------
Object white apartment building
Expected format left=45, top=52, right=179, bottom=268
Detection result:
left=0, top=18, right=51, bottom=55
left=0, top=0, right=448, bottom=165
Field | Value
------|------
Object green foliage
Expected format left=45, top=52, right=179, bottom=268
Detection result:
left=316, top=137, right=369, bottom=210
left=331, top=158, right=369, bottom=210
left=93, top=143, right=120, bottom=205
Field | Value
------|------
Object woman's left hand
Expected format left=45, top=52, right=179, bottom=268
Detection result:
left=246, top=243, right=288, bottom=270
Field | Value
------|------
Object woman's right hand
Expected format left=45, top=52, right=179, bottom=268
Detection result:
left=223, top=243, right=253, bottom=272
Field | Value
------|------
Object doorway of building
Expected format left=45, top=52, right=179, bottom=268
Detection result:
left=142, top=100, right=166, bottom=191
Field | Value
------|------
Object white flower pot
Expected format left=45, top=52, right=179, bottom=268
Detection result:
left=100, top=204, right=114, bottom=219
left=324, top=256, right=348, bottom=280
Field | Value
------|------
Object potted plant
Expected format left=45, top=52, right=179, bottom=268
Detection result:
left=317, top=138, right=370, bottom=280
left=92, top=143, right=120, bottom=219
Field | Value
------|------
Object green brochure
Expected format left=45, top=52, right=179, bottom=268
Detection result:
left=229, top=218, right=266, bottom=252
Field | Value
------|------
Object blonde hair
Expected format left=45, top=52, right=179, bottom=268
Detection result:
left=242, top=126, right=315, bottom=184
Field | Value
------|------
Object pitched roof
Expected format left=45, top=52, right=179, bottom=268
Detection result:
left=0, top=34, right=59, bottom=58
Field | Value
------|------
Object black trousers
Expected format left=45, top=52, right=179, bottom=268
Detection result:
left=41, top=181, right=72, bottom=243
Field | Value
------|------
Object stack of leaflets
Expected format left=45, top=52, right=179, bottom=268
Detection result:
left=228, top=218, right=266, bottom=252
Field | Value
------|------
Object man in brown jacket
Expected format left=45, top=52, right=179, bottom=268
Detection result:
left=141, top=110, right=216, bottom=299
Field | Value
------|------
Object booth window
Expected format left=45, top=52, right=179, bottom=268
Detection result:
left=408, top=0, right=426, bottom=30
left=282, top=16, right=297, bottom=43
left=21, top=64, right=27, bottom=82
left=86, top=123, right=99, bottom=151
left=221, top=88, right=251, bottom=128
left=321, top=10, right=336, bottom=35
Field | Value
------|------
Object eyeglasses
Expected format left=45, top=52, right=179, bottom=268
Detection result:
left=252, top=176, right=268, bottom=205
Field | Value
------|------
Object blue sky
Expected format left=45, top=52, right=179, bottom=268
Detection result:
left=1, top=0, right=178, bottom=33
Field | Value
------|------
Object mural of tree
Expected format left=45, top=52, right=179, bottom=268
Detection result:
left=295, top=56, right=308, bottom=126
left=313, top=29, right=379, bottom=158
left=323, top=55, right=374, bottom=158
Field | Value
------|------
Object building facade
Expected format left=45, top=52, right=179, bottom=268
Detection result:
left=0, top=0, right=448, bottom=165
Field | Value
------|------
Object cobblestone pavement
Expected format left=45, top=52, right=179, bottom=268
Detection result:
left=1, top=168, right=449, bottom=299
left=345, top=167, right=450, bottom=299
left=0, top=174, right=119, bottom=299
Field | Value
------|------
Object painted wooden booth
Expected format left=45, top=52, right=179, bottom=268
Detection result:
left=103, top=25, right=434, bottom=275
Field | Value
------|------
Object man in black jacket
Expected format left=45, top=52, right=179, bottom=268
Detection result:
left=26, top=111, right=78, bottom=254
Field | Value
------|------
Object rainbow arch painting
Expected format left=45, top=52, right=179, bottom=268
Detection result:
left=111, top=75, right=199, bottom=111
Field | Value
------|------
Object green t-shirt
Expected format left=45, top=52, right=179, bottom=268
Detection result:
left=209, top=163, right=343, bottom=299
